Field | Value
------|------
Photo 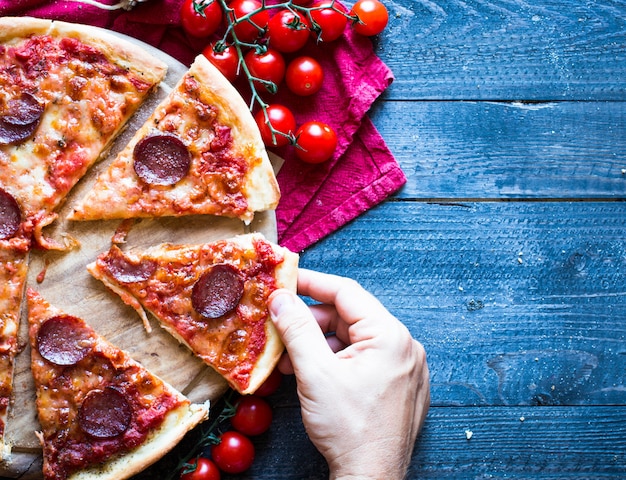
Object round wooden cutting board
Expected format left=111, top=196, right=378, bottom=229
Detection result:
left=0, top=32, right=279, bottom=479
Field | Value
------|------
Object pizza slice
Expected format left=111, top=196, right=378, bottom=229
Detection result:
left=27, top=288, right=209, bottom=480
left=87, top=233, right=298, bottom=394
left=68, top=54, right=279, bottom=225
left=0, top=245, right=29, bottom=460
left=0, top=17, right=167, bottom=249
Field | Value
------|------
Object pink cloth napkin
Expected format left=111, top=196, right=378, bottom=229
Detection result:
left=0, top=0, right=405, bottom=252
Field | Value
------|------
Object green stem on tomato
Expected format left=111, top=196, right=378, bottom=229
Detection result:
left=203, top=0, right=356, bottom=145
left=164, top=389, right=238, bottom=480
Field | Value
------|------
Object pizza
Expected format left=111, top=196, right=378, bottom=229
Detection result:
left=0, top=246, right=28, bottom=460
left=68, top=54, right=280, bottom=225
left=27, top=288, right=209, bottom=480
left=0, top=16, right=289, bottom=478
left=87, top=233, right=298, bottom=394
left=0, top=16, right=167, bottom=250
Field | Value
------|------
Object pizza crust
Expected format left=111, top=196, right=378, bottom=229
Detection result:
left=49, top=20, right=167, bottom=86
left=0, top=17, right=51, bottom=42
left=188, top=55, right=280, bottom=214
left=243, top=235, right=299, bottom=394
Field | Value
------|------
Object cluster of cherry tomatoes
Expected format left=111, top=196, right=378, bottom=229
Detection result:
left=180, top=0, right=389, bottom=164
left=179, top=369, right=283, bottom=480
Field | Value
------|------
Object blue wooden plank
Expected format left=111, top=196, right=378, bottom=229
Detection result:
left=217, top=401, right=626, bottom=478
left=378, top=0, right=626, bottom=101
left=369, top=100, right=626, bottom=199
left=300, top=201, right=626, bottom=407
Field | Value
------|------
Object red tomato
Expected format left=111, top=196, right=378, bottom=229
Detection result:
left=254, top=368, right=283, bottom=396
left=227, top=0, right=270, bottom=43
left=254, top=104, right=296, bottom=147
left=350, top=0, right=389, bottom=36
left=285, top=56, right=324, bottom=96
left=244, top=48, right=286, bottom=93
left=180, top=457, right=221, bottom=480
left=211, top=431, right=255, bottom=474
left=231, top=395, right=273, bottom=436
left=202, top=43, right=240, bottom=82
left=181, top=0, right=223, bottom=38
left=267, top=9, right=310, bottom=53
left=295, top=121, right=337, bottom=163
left=309, top=1, right=348, bottom=42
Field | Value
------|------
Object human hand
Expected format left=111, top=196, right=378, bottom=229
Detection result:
left=268, top=269, right=430, bottom=480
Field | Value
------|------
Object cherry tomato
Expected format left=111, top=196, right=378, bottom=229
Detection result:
left=295, top=121, right=338, bottom=163
left=227, top=0, right=270, bottom=43
left=231, top=395, right=273, bottom=436
left=244, top=48, right=286, bottom=93
left=202, top=43, right=240, bottom=82
left=309, top=1, right=348, bottom=42
left=254, top=104, right=296, bottom=147
left=285, top=56, right=324, bottom=96
left=267, top=9, right=310, bottom=53
left=350, top=0, right=389, bottom=36
left=180, top=456, right=221, bottom=480
left=181, top=0, right=223, bottom=38
left=254, top=368, right=283, bottom=397
left=211, top=431, right=255, bottom=474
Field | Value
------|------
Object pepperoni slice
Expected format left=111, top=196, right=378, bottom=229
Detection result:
left=37, top=315, right=95, bottom=366
left=78, top=387, right=132, bottom=439
left=3, top=93, right=44, bottom=125
left=0, top=119, right=40, bottom=145
left=103, top=247, right=157, bottom=283
left=0, top=188, right=21, bottom=240
left=133, top=133, right=191, bottom=186
left=192, top=264, right=244, bottom=319
left=0, top=93, right=43, bottom=145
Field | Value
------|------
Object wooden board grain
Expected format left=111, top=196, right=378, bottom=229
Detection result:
left=0, top=33, right=278, bottom=479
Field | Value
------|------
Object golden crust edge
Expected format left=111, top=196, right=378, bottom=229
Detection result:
left=188, top=55, right=281, bottom=216
left=242, top=237, right=298, bottom=394
left=0, top=17, right=52, bottom=42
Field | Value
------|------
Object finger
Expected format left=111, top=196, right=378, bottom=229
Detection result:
left=308, top=304, right=353, bottom=345
left=298, top=269, right=393, bottom=328
left=269, top=289, right=334, bottom=376
left=275, top=333, right=346, bottom=376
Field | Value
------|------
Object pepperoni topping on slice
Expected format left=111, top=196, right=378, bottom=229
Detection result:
left=0, top=189, right=21, bottom=240
left=79, top=387, right=132, bottom=439
left=3, top=93, right=44, bottom=125
left=103, top=247, right=157, bottom=283
left=192, top=264, right=244, bottom=319
left=0, top=93, right=43, bottom=145
left=133, top=134, right=191, bottom=186
left=37, top=315, right=95, bottom=366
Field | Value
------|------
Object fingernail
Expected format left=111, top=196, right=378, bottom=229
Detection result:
left=269, top=291, right=295, bottom=317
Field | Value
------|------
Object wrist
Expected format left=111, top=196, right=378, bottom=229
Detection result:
left=326, top=440, right=410, bottom=480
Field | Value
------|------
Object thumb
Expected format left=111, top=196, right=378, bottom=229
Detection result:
left=269, top=289, right=333, bottom=374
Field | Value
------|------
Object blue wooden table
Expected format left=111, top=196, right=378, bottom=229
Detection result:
left=248, top=1, right=626, bottom=477
left=140, top=1, right=626, bottom=478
